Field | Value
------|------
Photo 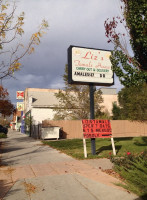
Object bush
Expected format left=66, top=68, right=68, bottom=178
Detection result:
left=0, top=133, right=7, bottom=138
left=111, top=151, right=147, bottom=198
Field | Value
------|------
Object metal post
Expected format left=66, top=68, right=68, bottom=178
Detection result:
left=89, top=84, right=96, bottom=155
left=29, top=111, right=31, bottom=137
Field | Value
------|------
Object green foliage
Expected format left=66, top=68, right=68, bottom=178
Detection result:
left=112, top=102, right=122, bottom=120
left=110, top=50, right=147, bottom=87
left=105, top=0, right=147, bottom=87
left=53, top=65, right=104, bottom=120
left=123, top=0, right=147, bottom=70
left=96, top=110, right=111, bottom=120
left=0, top=133, right=7, bottom=138
left=111, top=151, right=147, bottom=198
left=106, top=1, right=147, bottom=121
left=118, top=83, right=147, bottom=121
left=25, top=115, right=33, bottom=134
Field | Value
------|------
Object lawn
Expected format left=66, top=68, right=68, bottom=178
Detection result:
left=42, top=137, right=147, bottom=159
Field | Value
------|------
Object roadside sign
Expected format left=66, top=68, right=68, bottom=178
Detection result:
left=17, top=102, right=24, bottom=111
left=68, top=46, right=114, bottom=86
left=82, top=119, right=112, bottom=138
left=68, top=45, right=114, bottom=155
left=16, top=91, right=24, bottom=100
left=82, top=119, right=116, bottom=157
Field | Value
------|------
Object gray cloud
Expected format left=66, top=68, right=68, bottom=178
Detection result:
left=2, top=0, right=123, bottom=104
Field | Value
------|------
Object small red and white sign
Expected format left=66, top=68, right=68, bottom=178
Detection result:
left=82, top=119, right=116, bottom=158
left=16, top=91, right=24, bottom=100
left=82, top=119, right=112, bottom=138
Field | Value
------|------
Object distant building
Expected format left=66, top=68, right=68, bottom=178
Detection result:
left=100, top=88, right=118, bottom=115
left=24, top=88, right=59, bottom=124
left=24, top=87, right=118, bottom=124
left=11, top=109, right=21, bottom=130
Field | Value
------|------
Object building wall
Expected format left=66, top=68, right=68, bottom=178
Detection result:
left=101, top=94, right=118, bottom=115
left=42, top=120, right=147, bottom=139
left=12, top=110, right=21, bottom=122
left=12, top=110, right=21, bottom=130
left=31, top=108, right=56, bottom=124
left=24, top=88, right=59, bottom=114
left=24, top=87, right=119, bottom=123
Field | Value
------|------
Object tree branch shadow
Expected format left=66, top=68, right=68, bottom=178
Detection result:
left=133, top=137, right=147, bottom=147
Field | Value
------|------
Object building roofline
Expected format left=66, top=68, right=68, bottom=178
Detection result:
left=25, top=88, right=60, bottom=93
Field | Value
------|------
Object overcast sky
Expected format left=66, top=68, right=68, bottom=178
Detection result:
left=2, top=0, right=123, bottom=105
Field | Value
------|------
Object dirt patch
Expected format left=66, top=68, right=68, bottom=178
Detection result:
left=23, top=181, right=37, bottom=196
left=102, top=169, right=125, bottom=181
left=3, top=167, right=15, bottom=176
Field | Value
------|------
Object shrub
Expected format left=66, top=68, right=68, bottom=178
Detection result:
left=111, top=151, right=147, bottom=198
left=0, top=133, right=7, bottom=138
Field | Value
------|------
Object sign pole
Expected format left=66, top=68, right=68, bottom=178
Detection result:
left=111, top=137, right=116, bottom=155
left=83, top=138, right=87, bottom=158
left=89, top=84, right=96, bottom=155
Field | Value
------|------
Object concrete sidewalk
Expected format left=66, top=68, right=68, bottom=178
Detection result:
left=0, top=129, right=140, bottom=200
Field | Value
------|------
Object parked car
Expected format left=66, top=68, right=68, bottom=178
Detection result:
left=0, top=125, right=8, bottom=134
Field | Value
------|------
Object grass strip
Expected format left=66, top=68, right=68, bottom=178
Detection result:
left=42, top=137, right=147, bottom=159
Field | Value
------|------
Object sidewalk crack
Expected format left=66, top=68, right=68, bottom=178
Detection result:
left=29, top=165, right=36, bottom=177
left=72, top=174, right=100, bottom=200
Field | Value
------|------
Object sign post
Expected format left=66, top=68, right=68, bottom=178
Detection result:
left=111, top=137, right=116, bottom=155
left=83, top=138, right=87, bottom=158
left=68, top=45, right=114, bottom=155
left=89, top=84, right=96, bottom=155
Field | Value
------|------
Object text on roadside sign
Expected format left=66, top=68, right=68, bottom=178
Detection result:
left=82, top=120, right=112, bottom=138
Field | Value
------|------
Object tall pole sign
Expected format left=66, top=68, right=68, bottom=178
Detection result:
left=16, top=91, right=24, bottom=100
left=68, top=46, right=114, bottom=155
left=16, top=91, right=24, bottom=133
left=68, top=46, right=114, bottom=86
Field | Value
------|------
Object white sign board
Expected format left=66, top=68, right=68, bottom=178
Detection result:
left=68, top=46, right=114, bottom=86
left=17, top=102, right=24, bottom=111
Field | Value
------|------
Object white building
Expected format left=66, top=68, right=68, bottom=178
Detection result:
left=24, top=87, right=118, bottom=124
left=24, top=88, right=59, bottom=124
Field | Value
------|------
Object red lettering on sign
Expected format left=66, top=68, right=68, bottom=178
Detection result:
left=82, top=51, right=98, bottom=60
